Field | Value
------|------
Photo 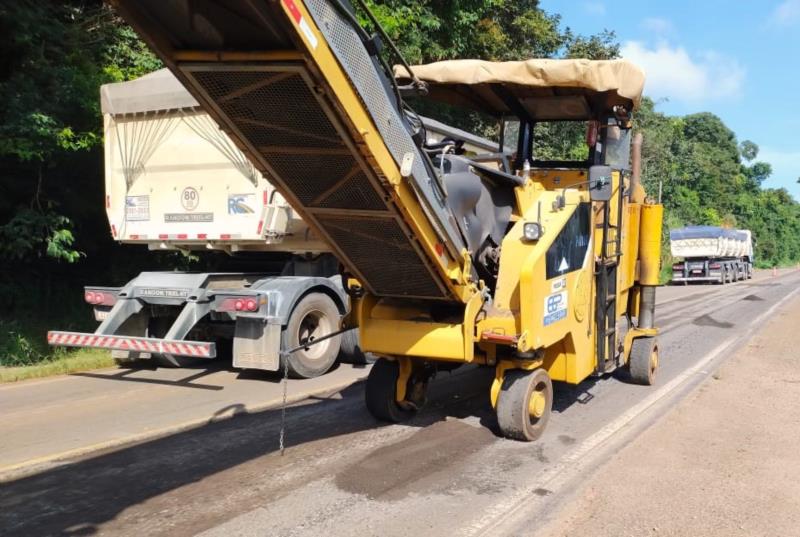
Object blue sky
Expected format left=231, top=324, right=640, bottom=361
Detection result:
left=541, top=0, right=800, bottom=200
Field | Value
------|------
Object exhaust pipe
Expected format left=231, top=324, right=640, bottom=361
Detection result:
left=630, top=132, right=643, bottom=198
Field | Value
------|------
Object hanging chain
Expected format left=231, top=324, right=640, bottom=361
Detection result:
left=277, top=326, right=354, bottom=456
left=279, top=350, right=290, bottom=456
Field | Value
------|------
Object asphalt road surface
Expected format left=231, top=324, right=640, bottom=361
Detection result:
left=1, top=268, right=798, bottom=536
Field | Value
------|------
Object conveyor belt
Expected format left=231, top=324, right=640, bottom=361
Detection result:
left=112, top=0, right=467, bottom=300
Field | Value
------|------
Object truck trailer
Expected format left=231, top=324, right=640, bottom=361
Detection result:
left=108, top=0, right=664, bottom=441
left=670, top=226, right=753, bottom=284
left=47, top=68, right=499, bottom=377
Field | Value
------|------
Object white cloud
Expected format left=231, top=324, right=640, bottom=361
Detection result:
left=769, top=0, right=800, bottom=26
left=582, top=2, right=606, bottom=15
left=621, top=41, right=746, bottom=102
left=641, top=17, right=673, bottom=35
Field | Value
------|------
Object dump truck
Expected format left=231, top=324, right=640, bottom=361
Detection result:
left=109, top=0, right=663, bottom=441
left=47, top=67, right=498, bottom=377
left=670, top=226, right=753, bottom=284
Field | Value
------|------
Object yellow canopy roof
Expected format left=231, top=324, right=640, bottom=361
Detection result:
left=395, top=59, right=645, bottom=120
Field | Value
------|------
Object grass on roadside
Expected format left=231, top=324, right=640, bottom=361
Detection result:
left=0, top=348, right=115, bottom=383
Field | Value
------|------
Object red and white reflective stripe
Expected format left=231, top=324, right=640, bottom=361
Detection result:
left=282, top=0, right=318, bottom=49
left=47, top=331, right=214, bottom=358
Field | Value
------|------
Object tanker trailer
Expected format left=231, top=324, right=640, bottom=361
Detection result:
left=670, top=226, right=753, bottom=284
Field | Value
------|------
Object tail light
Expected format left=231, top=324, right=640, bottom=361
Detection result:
left=84, top=291, right=116, bottom=306
left=216, top=296, right=262, bottom=312
left=709, top=263, right=721, bottom=269
left=673, top=263, right=685, bottom=270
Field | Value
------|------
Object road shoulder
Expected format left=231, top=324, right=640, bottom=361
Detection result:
left=538, top=294, right=800, bottom=537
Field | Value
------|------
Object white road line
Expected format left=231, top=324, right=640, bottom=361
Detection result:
left=464, top=282, right=800, bottom=537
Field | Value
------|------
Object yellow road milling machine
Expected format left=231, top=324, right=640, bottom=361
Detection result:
left=111, top=0, right=663, bottom=441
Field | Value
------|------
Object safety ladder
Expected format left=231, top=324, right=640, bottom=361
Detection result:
left=594, top=176, right=625, bottom=375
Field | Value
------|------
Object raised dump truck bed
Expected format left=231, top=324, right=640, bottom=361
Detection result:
left=101, top=68, right=328, bottom=253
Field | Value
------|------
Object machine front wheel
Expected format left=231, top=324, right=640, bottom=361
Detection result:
left=629, top=336, right=659, bottom=385
left=496, top=368, right=553, bottom=442
left=365, top=358, right=416, bottom=422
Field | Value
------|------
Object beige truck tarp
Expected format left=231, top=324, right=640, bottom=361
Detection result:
left=396, top=59, right=645, bottom=120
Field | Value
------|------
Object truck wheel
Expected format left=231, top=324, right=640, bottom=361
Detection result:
left=338, top=328, right=368, bottom=365
left=496, top=368, right=553, bottom=442
left=629, top=337, right=658, bottom=385
left=365, top=358, right=415, bottom=422
left=281, top=292, right=341, bottom=379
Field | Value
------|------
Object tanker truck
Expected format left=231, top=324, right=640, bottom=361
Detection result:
left=47, top=68, right=499, bottom=378
left=670, top=226, right=753, bottom=284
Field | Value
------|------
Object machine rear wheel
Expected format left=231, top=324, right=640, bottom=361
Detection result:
left=281, top=293, right=341, bottom=379
left=629, top=336, right=658, bottom=385
left=365, top=358, right=415, bottom=423
left=496, top=368, right=553, bottom=442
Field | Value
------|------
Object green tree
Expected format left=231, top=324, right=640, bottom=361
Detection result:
left=739, top=140, right=758, bottom=161
left=634, top=100, right=799, bottom=268
left=364, top=0, right=619, bottom=64
left=0, top=1, right=160, bottom=264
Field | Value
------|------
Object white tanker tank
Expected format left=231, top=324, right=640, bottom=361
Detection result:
left=670, top=226, right=753, bottom=284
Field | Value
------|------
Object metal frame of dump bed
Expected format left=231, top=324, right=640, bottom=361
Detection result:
left=49, top=267, right=356, bottom=375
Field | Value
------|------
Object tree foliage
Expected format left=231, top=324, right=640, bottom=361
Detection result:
left=1, top=0, right=799, bottom=364
left=0, top=1, right=160, bottom=265
left=633, top=99, right=800, bottom=267
left=363, top=0, right=618, bottom=64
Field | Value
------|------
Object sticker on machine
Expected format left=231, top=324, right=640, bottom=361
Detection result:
left=543, top=290, right=568, bottom=326
left=125, top=195, right=150, bottom=221
left=550, top=277, right=567, bottom=293
left=228, top=194, right=256, bottom=214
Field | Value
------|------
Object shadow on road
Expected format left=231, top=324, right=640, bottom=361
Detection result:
left=0, top=380, right=376, bottom=536
left=0, top=363, right=623, bottom=536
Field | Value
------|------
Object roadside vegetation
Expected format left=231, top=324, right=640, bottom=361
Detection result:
left=0, top=348, right=112, bottom=383
left=1, top=0, right=798, bottom=368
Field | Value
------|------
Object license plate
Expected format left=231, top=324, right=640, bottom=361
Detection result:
left=138, top=288, right=189, bottom=298
left=94, top=310, right=109, bottom=321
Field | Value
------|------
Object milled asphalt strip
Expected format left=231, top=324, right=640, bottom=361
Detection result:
left=0, top=373, right=368, bottom=483
left=463, top=280, right=800, bottom=537
left=1, top=272, right=792, bottom=484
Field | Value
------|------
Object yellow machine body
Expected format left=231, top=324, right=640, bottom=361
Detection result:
left=111, top=0, right=663, bottom=438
